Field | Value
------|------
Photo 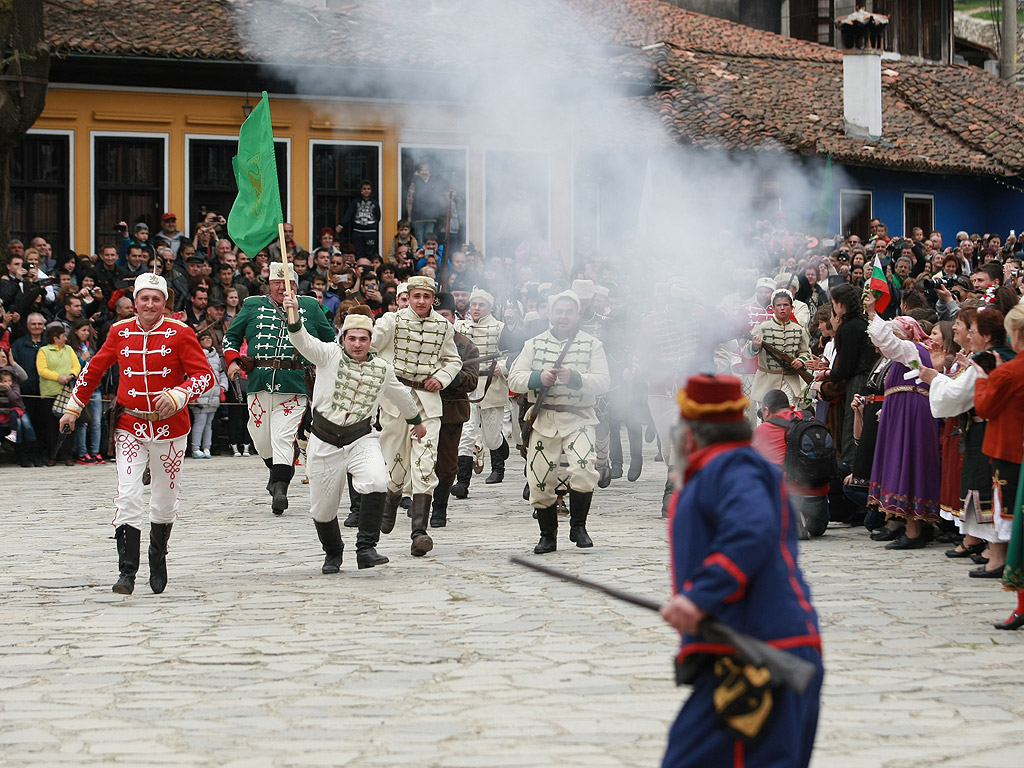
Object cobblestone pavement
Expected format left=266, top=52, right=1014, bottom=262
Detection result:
left=2, top=443, right=1023, bottom=767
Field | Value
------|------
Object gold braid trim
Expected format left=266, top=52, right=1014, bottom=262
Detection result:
left=677, top=389, right=750, bottom=419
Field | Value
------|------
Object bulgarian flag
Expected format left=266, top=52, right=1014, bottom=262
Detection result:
left=868, top=255, right=891, bottom=313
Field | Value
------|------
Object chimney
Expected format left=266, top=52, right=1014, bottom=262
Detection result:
left=835, top=7, right=888, bottom=140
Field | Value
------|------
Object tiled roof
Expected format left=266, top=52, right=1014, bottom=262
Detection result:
left=43, top=0, right=1024, bottom=176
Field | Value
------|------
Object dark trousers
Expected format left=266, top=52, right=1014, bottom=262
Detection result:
left=352, top=229, right=378, bottom=260
left=436, top=422, right=464, bottom=484
left=39, top=397, right=73, bottom=461
left=662, top=646, right=822, bottom=768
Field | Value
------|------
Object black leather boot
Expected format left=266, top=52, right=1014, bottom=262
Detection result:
left=148, top=522, right=173, bottom=594
left=485, top=439, right=508, bottom=484
left=313, top=518, right=345, bottom=574
left=270, top=464, right=294, bottom=515
left=355, top=492, right=390, bottom=568
left=627, top=423, right=644, bottom=482
left=264, top=457, right=274, bottom=494
left=451, top=456, right=473, bottom=499
left=534, top=506, right=558, bottom=554
left=410, top=493, right=434, bottom=557
left=568, top=490, right=594, bottom=548
left=380, top=489, right=402, bottom=535
left=431, top=478, right=452, bottom=528
left=661, top=479, right=674, bottom=518
left=343, top=474, right=361, bottom=527
left=113, top=524, right=141, bottom=594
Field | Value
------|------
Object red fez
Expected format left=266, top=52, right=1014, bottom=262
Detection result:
left=677, top=374, right=750, bottom=423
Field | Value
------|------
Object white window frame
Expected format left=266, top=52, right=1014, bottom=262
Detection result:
left=839, top=188, right=872, bottom=235
left=482, top=148, right=552, bottom=257
left=397, top=143, right=470, bottom=242
left=185, top=133, right=292, bottom=233
left=24, top=128, right=76, bottom=252
left=903, top=192, right=934, bottom=236
left=89, top=130, right=169, bottom=254
left=308, top=139, right=383, bottom=250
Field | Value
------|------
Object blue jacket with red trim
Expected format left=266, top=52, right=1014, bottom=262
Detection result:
left=671, top=443, right=820, bottom=663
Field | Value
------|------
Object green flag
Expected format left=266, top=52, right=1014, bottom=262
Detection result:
left=809, top=154, right=832, bottom=235
left=228, top=91, right=282, bottom=256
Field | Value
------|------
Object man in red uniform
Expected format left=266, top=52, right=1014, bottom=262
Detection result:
left=60, top=273, right=213, bottom=595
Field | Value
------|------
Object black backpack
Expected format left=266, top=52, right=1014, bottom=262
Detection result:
left=767, top=411, right=836, bottom=487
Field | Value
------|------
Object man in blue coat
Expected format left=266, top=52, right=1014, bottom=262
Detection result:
left=660, top=374, right=823, bottom=768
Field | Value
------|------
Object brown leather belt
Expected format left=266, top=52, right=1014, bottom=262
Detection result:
left=124, top=407, right=162, bottom=421
left=253, top=359, right=304, bottom=370
left=396, top=375, right=428, bottom=391
left=310, top=411, right=372, bottom=449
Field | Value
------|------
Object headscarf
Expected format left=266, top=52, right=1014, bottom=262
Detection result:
left=891, top=315, right=928, bottom=344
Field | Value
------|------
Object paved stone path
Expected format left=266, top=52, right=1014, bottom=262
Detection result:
left=2, top=444, right=1023, bottom=767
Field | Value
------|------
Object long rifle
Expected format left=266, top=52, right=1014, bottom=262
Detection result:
left=510, top=557, right=817, bottom=694
left=521, top=327, right=578, bottom=450
left=744, top=331, right=814, bottom=384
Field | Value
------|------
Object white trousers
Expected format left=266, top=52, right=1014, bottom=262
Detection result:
left=525, top=425, right=598, bottom=508
left=247, top=392, right=306, bottom=464
left=379, top=410, right=441, bottom=495
left=648, top=394, right=677, bottom=474
left=305, top=433, right=389, bottom=523
left=458, top=403, right=505, bottom=456
left=112, top=430, right=188, bottom=530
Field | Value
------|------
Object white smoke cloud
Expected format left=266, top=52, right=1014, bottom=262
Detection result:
left=231, top=0, right=850, bottom=302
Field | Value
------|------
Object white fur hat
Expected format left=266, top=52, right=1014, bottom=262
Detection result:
left=406, top=275, right=437, bottom=294
left=548, top=289, right=580, bottom=311
left=341, top=314, right=374, bottom=334
left=469, top=288, right=494, bottom=307
left=571, top=279, right=596, bottom=303
left=269, top=261, right=297, bottom=282
left=134, top=273, right=168, bottom=299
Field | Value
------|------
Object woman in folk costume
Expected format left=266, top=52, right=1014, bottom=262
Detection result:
left=863, top=294, right=941, bottom=550
left=973, top=304, right=1024, bottom=629
left=921, top=308, right=1013, bottom=570
left=743, top=288, right=811, bottom=406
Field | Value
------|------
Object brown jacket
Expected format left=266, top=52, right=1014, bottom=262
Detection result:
left=440, top=331, right=479, bottom=424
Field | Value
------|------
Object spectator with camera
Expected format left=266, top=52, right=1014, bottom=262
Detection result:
left=153, top=212, right=186, bottom=258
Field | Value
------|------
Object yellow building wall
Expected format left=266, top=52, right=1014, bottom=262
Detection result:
left=34, top=87, right=572, bottom=265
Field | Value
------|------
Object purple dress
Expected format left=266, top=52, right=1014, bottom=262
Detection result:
left=867, top=343, right=942, bottom=521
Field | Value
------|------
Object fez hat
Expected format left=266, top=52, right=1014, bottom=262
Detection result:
left=677, top=374, right=749, bottom=423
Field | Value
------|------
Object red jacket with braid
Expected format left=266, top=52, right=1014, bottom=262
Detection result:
left=67, top=316, right=213, bottom=440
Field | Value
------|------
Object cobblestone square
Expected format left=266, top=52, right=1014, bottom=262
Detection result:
left=2, top=445, right=1023, bottom=767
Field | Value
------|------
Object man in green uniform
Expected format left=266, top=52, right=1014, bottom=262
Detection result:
left=224, top=262, right=335, bottom=514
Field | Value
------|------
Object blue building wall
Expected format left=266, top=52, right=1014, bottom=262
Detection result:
left=832, top=164, right=1024, bottom=239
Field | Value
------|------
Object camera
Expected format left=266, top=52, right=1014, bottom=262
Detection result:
left=921, top=276, right=959, bottom=291
left=113, top=224, right=127, bottom=233
left=973, top=350, right=997, bottom=374
left=37, top=277, right=56, bottom=287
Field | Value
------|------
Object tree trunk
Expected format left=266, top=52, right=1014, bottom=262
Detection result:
left=0, top=0, right=50, bottom=251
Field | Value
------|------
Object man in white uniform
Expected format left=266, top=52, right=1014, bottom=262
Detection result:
left=284, top=299, right=424, bottom=572
left=508, top=290, right=610, bottom=554
left=370, top=275, right=462, bottom=556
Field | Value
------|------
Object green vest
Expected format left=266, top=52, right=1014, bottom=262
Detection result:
left=224, top=295, right=335, bottom=394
